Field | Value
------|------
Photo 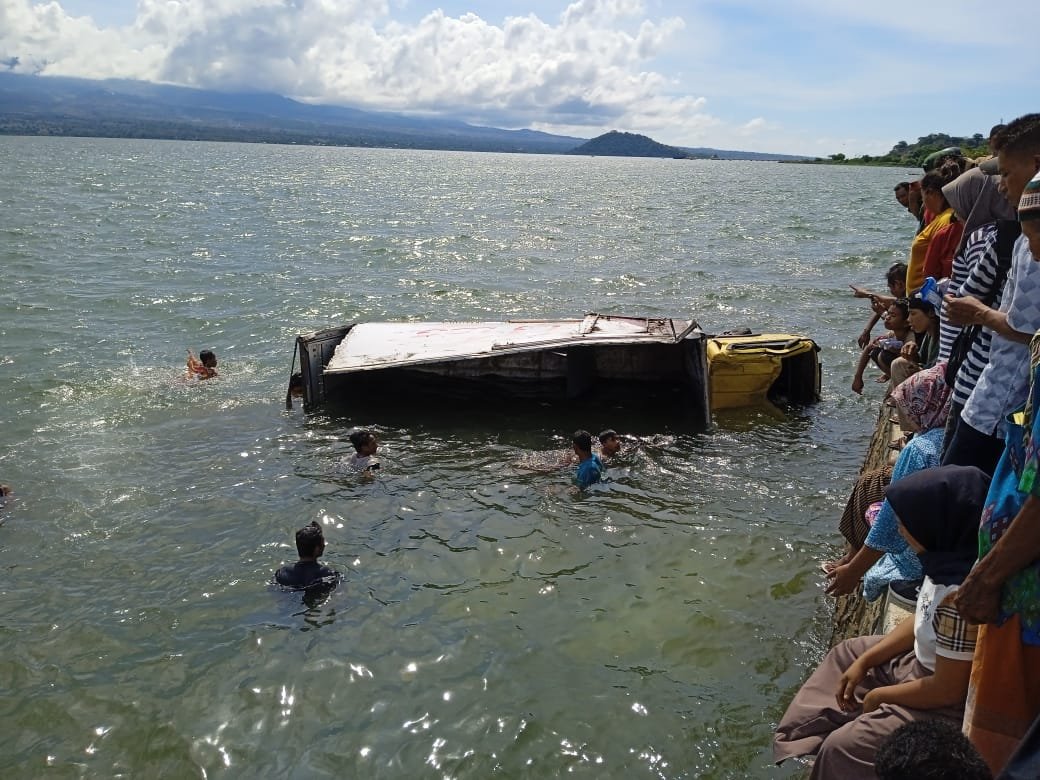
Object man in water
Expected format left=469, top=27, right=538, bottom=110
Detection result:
left=598, top=429, right=622, bottom=460
left=274, top=521, right=340, bottom=590
left=572, top=430, right=603, bottom=489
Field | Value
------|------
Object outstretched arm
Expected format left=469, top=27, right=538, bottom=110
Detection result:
left=851, top=342, right=875, bottom=394
left=858, top=312, right=882, bottom=349
left=826, top=543, right=884, bottom=596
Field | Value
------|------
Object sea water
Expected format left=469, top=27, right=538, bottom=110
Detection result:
left=0, top=136, right=916, bottom=778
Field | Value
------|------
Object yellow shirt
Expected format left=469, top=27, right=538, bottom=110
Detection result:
left=907, top=207, right=954, bottom=293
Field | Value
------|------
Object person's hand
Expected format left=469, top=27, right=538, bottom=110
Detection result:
left=852, top=377, right=864, bottom=395
left=900, top=342, right=918, bottom=360
left=944, top=294, right=987, bottom=327
left=825, top=563, right=861, bottom=596
left=954, top=570, right=1002, bottom=624
left=836, top=659, right=868, bottom=711
left=870, top=296, right=887, bottom=316
left=850, top=284, right=871, bottom=299
left=857, top=330, right=872, bottom=349
left=862, top=687, right=887, bottom=714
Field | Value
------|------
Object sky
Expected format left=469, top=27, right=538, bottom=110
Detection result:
left=2, top=0, right=1036, bottom=156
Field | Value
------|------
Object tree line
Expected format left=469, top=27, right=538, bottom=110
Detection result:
left=819, top=132, right=990, bottom=167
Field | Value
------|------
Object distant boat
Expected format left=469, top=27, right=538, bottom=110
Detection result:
left=290, top=314, right=819, bottom=425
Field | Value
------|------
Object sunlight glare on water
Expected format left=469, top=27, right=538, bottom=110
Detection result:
left=0, top=137, right=918, bottom=777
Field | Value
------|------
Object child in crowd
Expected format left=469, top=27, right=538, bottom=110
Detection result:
left=186, top=348, right=218, bottom=379
left=347, top=429, right=380, bottom=473
left=851, top=262, right=908, bottom=349
left=776, top=466, right=989, bottom=778
left=888, top=293, right=940, bottom=392
left=274, top=520, right=340, bottom=590
left=572, top=429, right=603, bottom=489
left=852, top=299, right=912, bottom=394
left=874, top=720, right=992, bottom=780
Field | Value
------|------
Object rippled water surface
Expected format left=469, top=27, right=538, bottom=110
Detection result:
left=0, top=137, right=918, bottom=777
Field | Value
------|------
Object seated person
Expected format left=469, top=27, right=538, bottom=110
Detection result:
left=775, top=466, right=989, bottom=778
left=826, top=365, right=951, bottom=595
left=572, top=430, right=603, bottom=489
left=874, top=719, right=992, bottom=780
left=888, top=292, right=940, bottom=391
left=597, top=429, right=622, bottom=459
left=274, top=520, right=340, bottom=589
left=346, top=429, right=380, bottom=472
left=852, top=299, right=911, bottom=393
left=851, top=262, right=908, bottom=349
left=186, top=348, right=218, bottom=379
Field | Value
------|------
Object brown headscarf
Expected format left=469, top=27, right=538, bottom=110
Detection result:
left=943, top=167, right=1017, bottom=256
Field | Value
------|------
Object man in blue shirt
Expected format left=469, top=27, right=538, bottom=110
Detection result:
left=572, top=430, right=604, bottom=489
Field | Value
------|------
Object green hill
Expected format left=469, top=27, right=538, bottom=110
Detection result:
left=571, top=130, right=689, bottom=158
left=821, top=132, right=991, bottom=167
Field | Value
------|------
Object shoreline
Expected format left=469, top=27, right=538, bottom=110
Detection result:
left=828, top=404, right=911, bottom=645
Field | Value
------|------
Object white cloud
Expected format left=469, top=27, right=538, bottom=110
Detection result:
left=6, top=0, right=1028, bottom=155
left=1, top=0, right=723, bottom=141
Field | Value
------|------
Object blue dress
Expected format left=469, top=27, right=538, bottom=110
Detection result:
left=861, top=427, right=944, bottom=601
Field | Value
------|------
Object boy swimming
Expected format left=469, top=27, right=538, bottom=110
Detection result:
left=186, top=349, right=218, bottom=379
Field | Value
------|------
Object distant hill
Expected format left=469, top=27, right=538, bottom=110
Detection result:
left=0, top=72, right=584, bottom=154
left=0, top=72, right=806, bottom=160
left=571, top=130, right=689, bottom=158
left=680, top=146, right=812, bottom=162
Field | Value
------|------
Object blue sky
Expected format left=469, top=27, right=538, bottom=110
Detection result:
left=3, top=0, right=1035, bottom=155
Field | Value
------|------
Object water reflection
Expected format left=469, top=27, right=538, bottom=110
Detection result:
left=0, top=140, right=908, bottom=777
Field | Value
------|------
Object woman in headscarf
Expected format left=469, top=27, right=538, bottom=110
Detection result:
left=777, top=465, right=990, bottom=779
left=825, top=363, right=951, bottom=592
left=937, top=167, right=1018, bottom=360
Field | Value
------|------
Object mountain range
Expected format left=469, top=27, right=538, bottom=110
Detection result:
left=0, top=72, right=807, bottom=160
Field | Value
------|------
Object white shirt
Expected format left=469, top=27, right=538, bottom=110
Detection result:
left=914, top=577, right=977, bottom=671
left=962, top=236, right=1040, bottom=437
left=347, top=454, right=380, bottom=472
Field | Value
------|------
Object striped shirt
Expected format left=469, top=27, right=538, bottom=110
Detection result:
left=950, top=225, right=1006, bottom=407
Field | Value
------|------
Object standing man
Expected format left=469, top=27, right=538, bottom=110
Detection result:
left=953, top=113, right=1040, bottom=775
left=943, top=115, right=1040, bottom=476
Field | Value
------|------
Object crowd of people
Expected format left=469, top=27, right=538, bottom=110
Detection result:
left=774, top=113, right=1040, bottom=778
